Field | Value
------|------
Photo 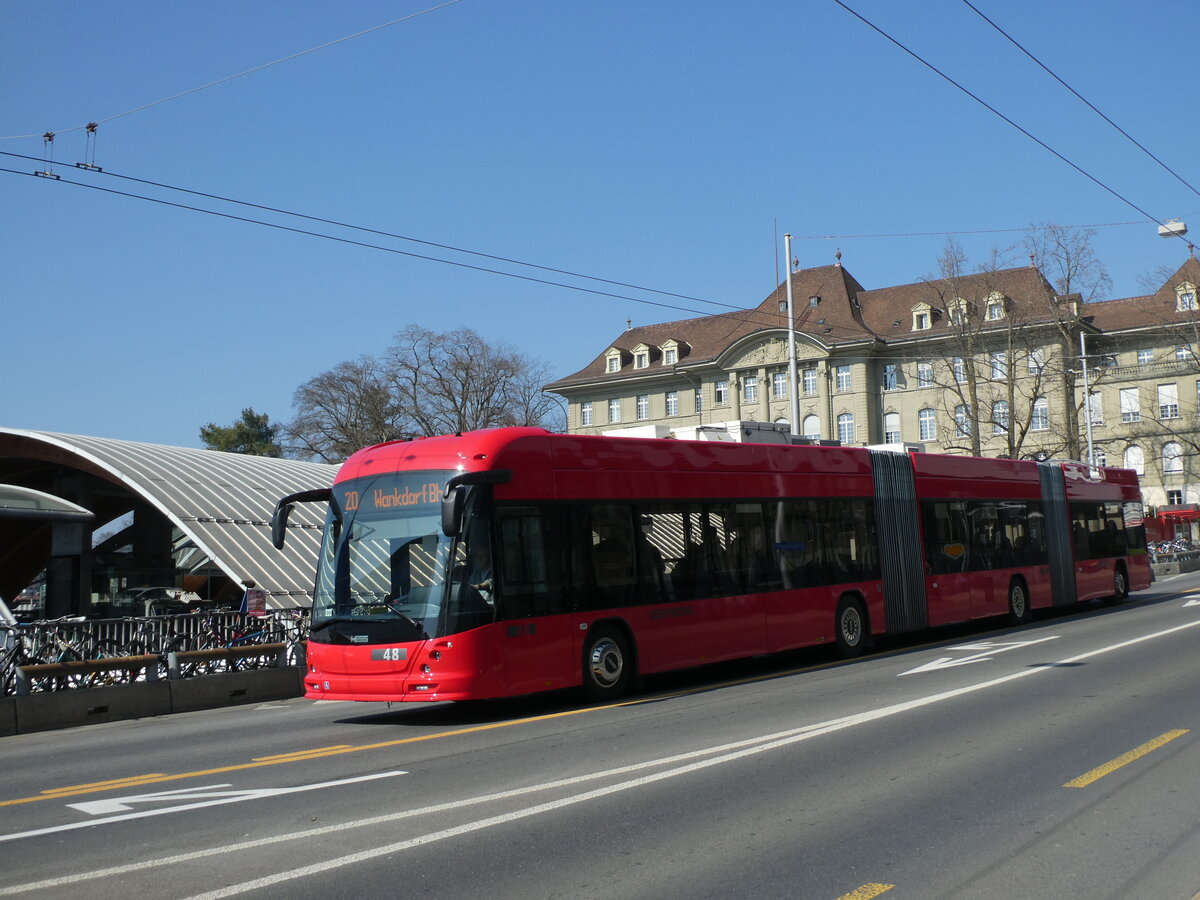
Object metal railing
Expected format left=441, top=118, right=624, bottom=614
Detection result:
left=0, top=610, right=308, bottom=696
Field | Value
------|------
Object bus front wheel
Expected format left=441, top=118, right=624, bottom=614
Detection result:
left=835, top=596, right=867, bottom=657
left=582, top=626, right=634, bottom=700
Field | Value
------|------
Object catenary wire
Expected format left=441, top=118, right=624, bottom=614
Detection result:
left=959, top=0, right=1200, bottom=201
left=831, top=0, right=1187, bottom=247
left=0, top=165, right=801, bottom=331
left=0, top=150, right=749, bottom=314
left=0, top=0, right=468, bottom=141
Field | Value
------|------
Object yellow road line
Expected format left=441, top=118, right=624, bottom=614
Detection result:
left=1064, top=729, right=1189, bottom=788
left=836, top=884, right=895, bottom=900
left=39, top=774, right=168, bottom=795
left=1, top=620, right=1048, bottom=810
left=252, top=745, right=353, bottom=761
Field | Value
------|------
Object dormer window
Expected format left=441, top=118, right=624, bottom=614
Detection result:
left=985, top=296, right=1006, bottom=320
left=912, top=302, right=933, bottom=331
left=1177, top=283, right=1197, bottom=311
left=634, top=352, right=649, bottom=369
left=605, top=348, right=623, bottom=373
left=663, top=347, right=677, bottom=365
left=947, top=298, right=970, bottom=326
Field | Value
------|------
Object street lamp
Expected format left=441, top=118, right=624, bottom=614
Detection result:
left=1080, top=330, right=1095, bottom=465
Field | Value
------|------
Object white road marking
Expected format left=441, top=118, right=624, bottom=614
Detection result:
left=0, top=771, right=405, bottom=844
left=1184, top=598, right=1200, bottom=608
left=898, top=635, right=1061, bottom=676
left=5, top=619, right=1200, bottom=898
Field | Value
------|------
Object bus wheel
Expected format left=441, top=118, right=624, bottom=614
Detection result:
left=582, top=627, right=634, bottom=700
left=1007, top=579, right=1031, bottom=625
left=834, top=596, right=867, bottom=657
left=1104, top=565, right=1129, bottom=606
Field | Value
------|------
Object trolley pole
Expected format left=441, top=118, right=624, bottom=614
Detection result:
left=784, top=233, right=800, bottom=437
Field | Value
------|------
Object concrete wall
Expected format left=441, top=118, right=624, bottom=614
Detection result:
left=5, top=667, right=304, bottom=735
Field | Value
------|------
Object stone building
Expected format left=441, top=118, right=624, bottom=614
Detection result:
left=547, top=256, right=1200, bottom=514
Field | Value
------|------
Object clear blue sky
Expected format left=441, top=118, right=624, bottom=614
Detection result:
left=3, top=0, right=1197, bottom=448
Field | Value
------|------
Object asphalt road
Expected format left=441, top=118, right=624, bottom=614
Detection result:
left=2, top=571, right=1199, bottom=900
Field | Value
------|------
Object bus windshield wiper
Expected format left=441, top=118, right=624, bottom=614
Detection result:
left=383, top=600, right=426, bottom=635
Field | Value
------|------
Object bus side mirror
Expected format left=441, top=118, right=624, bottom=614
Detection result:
left=440, top=470, right=513, bottom=537
left=271, top=502, right=292, bottom=550
left=442, top=486, right=466, bottom=538
left=270, top=488, right=332, bottom=550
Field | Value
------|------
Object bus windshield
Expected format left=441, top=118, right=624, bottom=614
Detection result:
left=312, top=470, right=457, bottom=639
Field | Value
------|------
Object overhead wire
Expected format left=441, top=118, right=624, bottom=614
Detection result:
left=0, top=0, right=468, bottom=141
left=0, top=164, right=789, bottom=330
left=959, top=0, right=1200, bottom=202
left=830, top=0, right=1188, bottom=248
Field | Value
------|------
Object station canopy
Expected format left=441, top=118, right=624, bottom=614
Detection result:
left=0, top=428, right=337, bottom=608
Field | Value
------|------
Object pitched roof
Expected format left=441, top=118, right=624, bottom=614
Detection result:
left=855, top=265, right=1060, bottom=339
left=548, top=264, right=874, bottom=389
left=1088, top=256, right=1200, bottom=332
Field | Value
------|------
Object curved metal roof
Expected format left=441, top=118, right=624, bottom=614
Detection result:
left=0, top=429, right=335, bottom=606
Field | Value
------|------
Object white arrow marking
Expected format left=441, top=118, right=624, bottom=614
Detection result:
left=1184, top=598, right=1200, bottom=608
left=899, top=635, right=1060, bottom=676
left=0, top=771, right=406, bottom=844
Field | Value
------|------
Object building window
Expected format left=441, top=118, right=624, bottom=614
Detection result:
left=837, top=413, right=855, bottom=444
left=803, top=367, right=818, bottom=395
left=1168, top=489, right=1184, bottom=505
left=1120, top=387, right=1140, bottom=423
left=1091, top=448, right=1106, bottom=467
left=836, top=365, right=852, bottom=392
left=636, top=394, right=649, bottom=420
left=1028, top=348, right=1045, bottom=375
left=695, top=388, right=703, bottom=413
left=772, top=371, right=787, bottom=400
left=955, top=405, right=972, bottom=437
left=742, top=375, right=758, bottom=403
left=913, top=311, right=931, bottom=331
left=918, top=408, right=936, bottom=441
left=884, top=412, right=900, bottom=444
left=986, top=299, right=1005, bottom=320
left=663, top=347, right=677, bottom=365
left=634, top=352, right=649, bottom=369
left=1124, top=445, right=1144, bottom=475
left=714, top=380, right=729, bottom=405
left=1138, top=348, right=1153, bottom=365
left=580, top=402, right=593, bottom=427
left=1178, top=345, right=1192, bottom=362
left=802, top=414, right=821, bottom=440
left=1087, top=392, right=1104, bottom=426
left=990, top=352, right=1007, bottom=380
left=882, top=364, right=897, bottom=391
left=607, top=356, right=620, bottom=373
left=953, top=357, right=966, bottom=384
left=1178, top=289, right=1197, bottom=311
left=1031, top=398, right=1049, bottom=432
left=608, top=399, right=621, bottom=423
left=1164, top=442, right=1183, bottom=474
left=665, top=391, right=679, bottom=417
left=1159, top=383, right=1179, bottom=419
left=992, top=400, right=1009, bottom=434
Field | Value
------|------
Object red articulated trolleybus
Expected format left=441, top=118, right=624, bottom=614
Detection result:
left=271, top=428, right=1151, bottom=703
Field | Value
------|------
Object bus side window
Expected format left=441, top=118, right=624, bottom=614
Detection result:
left=587, top=505, right=638, bottom=608
left=494, top=505, right=561, bottom=619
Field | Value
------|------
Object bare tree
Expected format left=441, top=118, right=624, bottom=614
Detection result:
left=285, top=357, right=407, bottom=462
left=917, top=241, right=1050, bottom=458
left=1023, top=223, right=1112, bottom=460
left=285, top=327, right=564, bottom=462
left=386, top=325, right=563, bottom=435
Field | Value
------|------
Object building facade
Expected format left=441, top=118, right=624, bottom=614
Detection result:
left=547, top=257, right=1200, bottom=515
